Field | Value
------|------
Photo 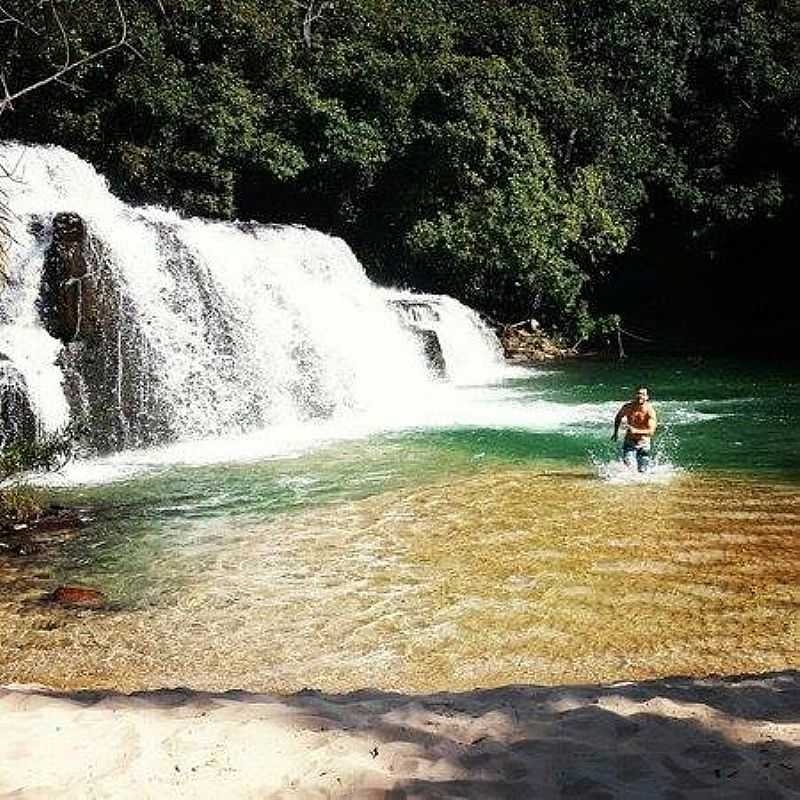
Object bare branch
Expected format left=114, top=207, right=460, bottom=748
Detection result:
left=288, top=0, right=333, bottom=48
left=0, top=242, right=8, bottom=289
left=0, top=71, right=13, bottom=112
left=124, top=40, right=146, bottom=63
left=308, top=1, right=332, bottom=24
left=0, top=148, right=34, bottom=287
left=0, top=149, right=26, bottom=183
left=54, top=76, right=89, bottom=95
left=0, top=4, right=41, bottom=35
left=50, top=0, right=72, bottom=71
left=0, top=0, right=128, bottom=116
left=0, top=180, right=9, bottom=287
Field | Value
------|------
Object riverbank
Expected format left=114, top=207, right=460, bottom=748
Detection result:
left=499, top=320, right=575, bottom=363
left=2, top=671, right=799, bottom=798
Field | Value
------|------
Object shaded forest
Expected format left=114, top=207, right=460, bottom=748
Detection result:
left=1, top=0, right=798, bottom=352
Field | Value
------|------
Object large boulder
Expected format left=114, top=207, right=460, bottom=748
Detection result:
left=38, top=213, right=100, bottom=342
left=35, top=213, right=172, bottom=451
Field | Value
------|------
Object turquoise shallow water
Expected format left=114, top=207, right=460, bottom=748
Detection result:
left=38, top=357, right=800, bottom=595
left=49, top=356, right=800, bottom=507
left=1, top=357, right=798, bottom=692
left=514, top=357, right=800, bottom=477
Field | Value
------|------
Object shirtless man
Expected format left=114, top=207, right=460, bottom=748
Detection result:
left=612, top=386, right=658, bottom=472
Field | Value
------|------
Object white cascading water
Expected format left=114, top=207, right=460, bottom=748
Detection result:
left=382, top=291, right=507, bottom=386
left=0, top=143, right=513, bottom=458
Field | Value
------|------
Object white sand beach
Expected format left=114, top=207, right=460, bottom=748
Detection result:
left=2, top=671, right=799, bottom=799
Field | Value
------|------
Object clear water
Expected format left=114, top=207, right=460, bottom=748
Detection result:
left=1, top=357, right=798, bottom=691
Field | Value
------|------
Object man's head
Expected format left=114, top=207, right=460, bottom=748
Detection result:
left=633, top=386, right=649, bottom=405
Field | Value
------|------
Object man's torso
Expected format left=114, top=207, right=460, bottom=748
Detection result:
left=623, top=402, right=654, bottom=447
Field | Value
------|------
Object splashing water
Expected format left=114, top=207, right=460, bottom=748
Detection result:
left=590, top=423, right=684, bottom=484
left=0, top=143, right=514, bottom=454
left=593, top=457, right=682, bottom=485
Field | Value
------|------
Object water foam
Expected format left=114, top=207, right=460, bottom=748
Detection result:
left=384, top=290, right=525, bottom=385
left=593, top=458, right=683, bottom=485
left=0, top=143, right=513, bottom=455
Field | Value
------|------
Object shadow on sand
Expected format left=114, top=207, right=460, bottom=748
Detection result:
left=4, top=670, right=800, bottom=798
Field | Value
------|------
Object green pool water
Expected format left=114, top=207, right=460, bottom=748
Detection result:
left=1, top=357, right=798, bottom=692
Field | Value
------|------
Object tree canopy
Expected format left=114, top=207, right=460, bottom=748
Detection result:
left=1, top=0, right=798, bottom=350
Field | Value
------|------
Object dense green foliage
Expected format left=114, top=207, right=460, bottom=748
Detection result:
left=1, top=0, right=798, bottom=348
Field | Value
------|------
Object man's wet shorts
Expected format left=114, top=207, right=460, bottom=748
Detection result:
left=623, top=438, right=651, bottom=472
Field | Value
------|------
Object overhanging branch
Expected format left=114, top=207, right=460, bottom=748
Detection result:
left=0, top=0, right=128, bottom=116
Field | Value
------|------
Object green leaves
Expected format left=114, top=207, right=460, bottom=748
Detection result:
left=1, top=0, right=797, bottom=343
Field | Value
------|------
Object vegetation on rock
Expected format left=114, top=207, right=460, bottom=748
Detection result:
left=0, top=429, right=73, bottom=484
left=0, top=428, right=73, bottom=526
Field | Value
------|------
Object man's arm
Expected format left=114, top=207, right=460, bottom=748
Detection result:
left=612, top=404, right=627, bottom=440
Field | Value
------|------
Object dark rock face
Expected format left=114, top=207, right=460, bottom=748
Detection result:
left=388, top=298, right=448, bottom=377
left=0, top=354, right=37, bottom=448
left=415, top=328, right=446, bottom=377
left=389, top=298, right=441, bottom=327
left=34, top=213, right=172, bottom=452
left=38, top=213, right=99, bottom=342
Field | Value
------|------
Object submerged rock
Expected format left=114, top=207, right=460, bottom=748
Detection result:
left=0, top=534, right=40, bottom=556
left=31, top=507, right=90, bottom=533
left=0, top=507, right=89, bottom=556
left=50, top=585, right=107, bottom=610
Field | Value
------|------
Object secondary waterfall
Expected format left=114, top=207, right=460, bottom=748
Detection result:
left=0, top=143, right=510, bottom=453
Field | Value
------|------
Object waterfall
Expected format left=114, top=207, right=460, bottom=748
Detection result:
left=0, top=143, right=511, bottom=453
left=386, top=292, right=506, bottom=386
